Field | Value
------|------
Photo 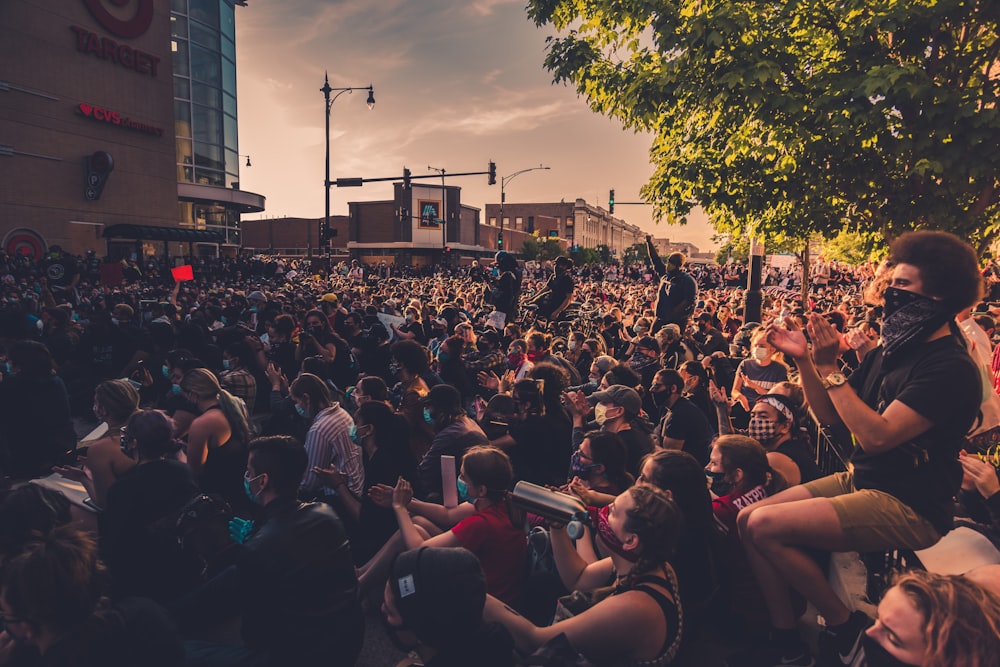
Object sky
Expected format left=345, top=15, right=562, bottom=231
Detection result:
left=233, top=0, right=719, bottom=253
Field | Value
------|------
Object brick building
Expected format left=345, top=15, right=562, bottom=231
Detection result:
left=483, top=199, right=643, bottom=256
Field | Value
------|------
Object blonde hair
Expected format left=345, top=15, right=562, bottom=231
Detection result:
left=893, top=570, right=1000, bottom=667
left=94, top=379, right=139, bottom=423
left=181, top=368, right=251, bottom=445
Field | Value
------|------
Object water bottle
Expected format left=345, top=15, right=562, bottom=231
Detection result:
left=511, top=481, right=590, bottom=539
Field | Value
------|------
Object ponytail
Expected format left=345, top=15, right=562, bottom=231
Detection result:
left=217, top=388, right=252, bottom=445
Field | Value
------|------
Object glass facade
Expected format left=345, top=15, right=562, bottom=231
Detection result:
left=172, top=0, right=239, bottom=190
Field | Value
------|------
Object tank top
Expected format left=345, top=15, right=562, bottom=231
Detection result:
left=613, top=567, right=683, bottom=667
left=198, top=405, right=249, bottom=513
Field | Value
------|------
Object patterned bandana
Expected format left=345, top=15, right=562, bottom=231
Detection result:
left=880, top=287, right=951, bottom=359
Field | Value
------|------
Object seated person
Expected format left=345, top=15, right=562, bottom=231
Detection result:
left=713, top=390, right=821, bottom=485
left=861, top=570, right=1000, bottom=667
left=361, top=446, right=527, bottom=609
left=382, top=547, right=515, bottom=667
left=706, top=435, right=787, bottom=637
left=1, top=526, right=183, bottom=667
left=310, top=401, right=420, bottom=564
left=565, top=430, right=635, bottom=507
left=177, top=435, right=363, bottom=667
left=485, top=486, right=684, bottom=666
left=99, top=410, right=200, bottom=604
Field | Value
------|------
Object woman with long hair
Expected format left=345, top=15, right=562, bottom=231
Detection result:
left=364, top=446, right=527, bottom=609
left=566, top=430, right=634, bottom=507
left=861, top=570, right=1000, bottom=667
left=181, top=368, right=252, bottom=512
left=485, top=485, right=684, bottom=666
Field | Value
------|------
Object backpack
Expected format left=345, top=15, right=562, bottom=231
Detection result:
left=146, top=493, right=239, bottom=583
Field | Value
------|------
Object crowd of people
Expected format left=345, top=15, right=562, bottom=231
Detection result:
left=0, top=231, right=999, bottom=667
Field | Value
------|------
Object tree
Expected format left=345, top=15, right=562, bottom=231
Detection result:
left=527, top=1, right=1000, bottom=250
left=623, top=242, right=649, bottom=265
left=595, top=244, right=612, bottom=264
left=521, top=234, right=566, bottom=262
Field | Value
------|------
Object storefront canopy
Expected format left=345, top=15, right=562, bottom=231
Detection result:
left=102, top=224, right=224, bottom=243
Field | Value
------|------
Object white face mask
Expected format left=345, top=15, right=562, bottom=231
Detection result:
left=594, top=403, right=610, bottom=425
left=753, top=346, right=770, bottom=362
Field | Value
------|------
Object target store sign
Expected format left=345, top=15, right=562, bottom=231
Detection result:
left=71, top=1, right=160, bottom=77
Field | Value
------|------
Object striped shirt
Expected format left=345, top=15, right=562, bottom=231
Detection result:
left=301, top=404, right=364, bottom=498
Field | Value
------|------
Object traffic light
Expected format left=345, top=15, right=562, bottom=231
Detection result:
left=488, top=161, right=496, bottom=186
left=497, top=234, right=503, bottom=250
left=84, top=151, right=114, bottom=201
left=403, top=167, right=411, bottom=189
left=609, top=188, right=615, bottom=214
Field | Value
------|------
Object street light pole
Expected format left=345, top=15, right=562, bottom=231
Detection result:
left=321, top=72, right=374, bottom=262
left=499, top=164, right=549, bottom=252
left=428, top=166, right=446, bottom=263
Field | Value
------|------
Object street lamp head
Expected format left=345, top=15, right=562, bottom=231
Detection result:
left=366, top=86, right=375, bottom=110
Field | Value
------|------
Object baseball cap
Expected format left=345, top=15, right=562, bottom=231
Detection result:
left=634, top=335, right=659, bottom=352
left=247, top=291, right=266, bottom=302
left=590, top=384, right=642, bottom=416
left=319, top=293, right=339, bottom=304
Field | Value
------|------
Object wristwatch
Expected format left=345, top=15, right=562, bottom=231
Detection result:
left=821, top=371, right=848, bottom=390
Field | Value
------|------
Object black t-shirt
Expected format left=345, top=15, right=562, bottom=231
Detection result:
left=536, top=272, right=574, bottom=318
left=848, top=336, right=981, bottom=535
left=659, top=396, right=714, bottom=466
left=508, top=411, right=574, bottom=486
left=617, top=426, right=655, bottom=477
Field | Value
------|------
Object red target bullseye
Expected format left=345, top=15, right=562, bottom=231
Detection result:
left=83, top=0, right=154, bottom=39
left=4, top=229, right=47, bottom=262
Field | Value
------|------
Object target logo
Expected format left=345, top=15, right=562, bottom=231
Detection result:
left=82, top=0, right=154, bottom=39
left=4, top=229, right=47, bottom=262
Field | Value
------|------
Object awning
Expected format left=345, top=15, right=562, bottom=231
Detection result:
left=102, top=224, right=224, bottom=243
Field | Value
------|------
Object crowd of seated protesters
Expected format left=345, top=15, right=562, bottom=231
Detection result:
left=2, top=238, right=1000, bottom=666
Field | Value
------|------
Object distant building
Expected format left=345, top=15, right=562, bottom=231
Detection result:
left=1, top=0, right=264, bottom=260
left=484, top=199, right=643, bottom=256
left=649, top=237, right=714, bottom=263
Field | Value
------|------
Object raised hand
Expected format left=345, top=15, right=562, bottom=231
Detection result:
left=392, top=476, right=414, bottom=509
left=766, top=317, right=809, bottom=361
left=368, top=483, right=395, bottom=508
left=805, top=313, right=843, bottom=367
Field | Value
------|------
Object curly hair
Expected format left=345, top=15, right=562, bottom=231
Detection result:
left=891, top=570, right=1000, bottom=667
left=888, top=231, right=984, bottom=314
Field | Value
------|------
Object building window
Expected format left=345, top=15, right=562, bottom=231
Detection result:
left=489, top=217, right=497, bottom=226
left=515, top=216, right=522, bottom=230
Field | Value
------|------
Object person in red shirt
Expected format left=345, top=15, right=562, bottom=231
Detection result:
left=385, top=445, right=527, bottom=608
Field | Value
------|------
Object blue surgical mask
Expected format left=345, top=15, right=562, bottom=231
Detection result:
left=295, top=404, right=309, bottom=419
left=222, top=359, right=231, bottom=370
left=423, top=407, right=434, bottom=425
left=457, top=477, right=473, bottom=503
left=349, top=424, right=359, bottom=444
left=243, top=472, right=264, bottom=505
left=161, top=365, right=170, bottom=379
left=171, top=383, right=182, bottom=396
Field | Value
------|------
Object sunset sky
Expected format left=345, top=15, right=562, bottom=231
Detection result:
left=233, top=0, right=719, bottom=252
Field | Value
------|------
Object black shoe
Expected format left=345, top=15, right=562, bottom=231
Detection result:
left=818, top=610, right=873, bottom=667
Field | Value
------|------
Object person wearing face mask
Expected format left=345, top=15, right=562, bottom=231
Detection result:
left=730, top=329, right=789, bottom=415
left=311, top=401, right=420, bottom=564
left=713, top=391, right=821, bottom=487
left=289, top=373, right=363, bottom=503
left=485, top=485, right=684, bottom=666
left=647, top=235, right=698, bottom=332
left=565, top=431, right=635, bottom=507
left=177, top=435, right=363, bottom=667
left=415, top=384, right=488, bottom=500
left=570, top=384, right=653, bottom=478
left=625, top=335, right=662, bottom=392
left=157, top=354, right=204, bottom=439
left=218, top=340, right=259, bottom=416
left=859, top=570, right=1000, bottom=667
left=526, top=256, right=576, bottom=322
left=705, top=435, right=786, bottom=638
left=461, top=328, right=507, bottom=390
left=651, top=369, right=714, bottom=466
left=693, top=311, right=729, bottom=356
left=679, top=359, right=717, bottom=427
left=740, top=231, right=985, bottom=667
left=504, top=338, right=534, bottom=382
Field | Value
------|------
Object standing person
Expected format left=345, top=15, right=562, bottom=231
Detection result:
left=646, top=235, right=698, bottom=331
left=741, top=231, right=984, bottom=666
left=180, top=436, right=364, bottom=667
left=180, top=368, right=252, bottom=514
left=489, top=250, right=523, bottom=325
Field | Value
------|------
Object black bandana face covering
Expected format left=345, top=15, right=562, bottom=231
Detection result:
left=880, top=286, right=951, bottom=359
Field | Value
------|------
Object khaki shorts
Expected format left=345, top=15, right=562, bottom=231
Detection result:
left=803, top=471, right=940, bottom=552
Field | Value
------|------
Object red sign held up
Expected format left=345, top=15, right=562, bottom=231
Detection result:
left=171, top=264, right=194, bottom=282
